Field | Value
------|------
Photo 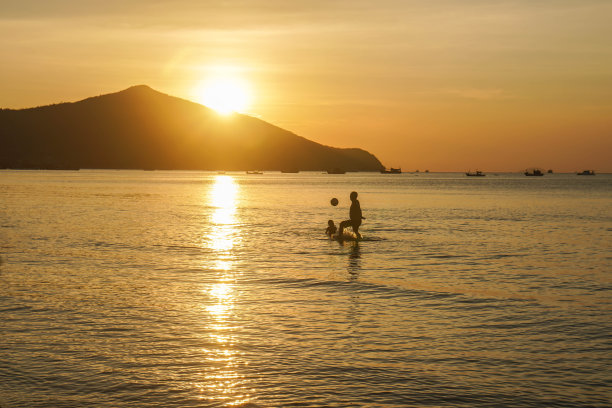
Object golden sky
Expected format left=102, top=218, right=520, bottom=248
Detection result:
left=2, top=0, right=611, bottom=172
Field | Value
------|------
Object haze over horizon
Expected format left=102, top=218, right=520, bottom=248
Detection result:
left=2, top=0, right=611, bottom=172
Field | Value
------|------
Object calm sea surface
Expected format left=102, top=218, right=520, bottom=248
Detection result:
left=1, top=170, right=610, bottom=407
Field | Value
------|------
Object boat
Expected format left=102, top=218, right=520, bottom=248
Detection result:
left=524, top=168, right=544, bottom=176
left=465, top=170, right=485, bottom=177
left=547, top=169, right=553, bottom=174
left=577, top=170, right=595, bottom=176
left=246, top=171, right=263, bottom=174
left=280, top=169, right=299, bottom=173
left=380, top=167, right=402, bottom=174
left=327, top=168, right=346, bottom=174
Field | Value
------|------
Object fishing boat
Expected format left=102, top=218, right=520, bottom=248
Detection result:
left=326, top=168, right=346, bottom=174
left=577, top=170, right=595, bottom=176
left=380, top=167, right=402, bottom=174
left=465, top=170, right=485, bottom=177
left=524, top=168, right=544, bottom=176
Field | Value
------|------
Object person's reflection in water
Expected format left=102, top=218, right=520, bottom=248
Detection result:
left=347, top=242, right=361, bottom=280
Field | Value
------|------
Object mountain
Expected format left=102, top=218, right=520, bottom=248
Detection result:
left=0, top=85, right=383, bottom=171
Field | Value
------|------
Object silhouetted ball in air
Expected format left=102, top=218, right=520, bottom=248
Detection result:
left=330, top=198, right=339, bottom=206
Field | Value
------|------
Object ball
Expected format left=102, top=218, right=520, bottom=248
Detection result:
left=330, top=198, right=339, bottom=206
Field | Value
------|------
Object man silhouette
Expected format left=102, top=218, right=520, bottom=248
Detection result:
left=338, top=191, right=365, bottom=239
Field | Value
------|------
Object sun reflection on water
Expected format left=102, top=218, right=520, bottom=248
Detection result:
left=209, top=175, right=240, bottom=252
left=210, top=282, right=233, bottom=300
left=199, top=175, right=251, bottom=405
left=214, top=259, right=233, bottom=271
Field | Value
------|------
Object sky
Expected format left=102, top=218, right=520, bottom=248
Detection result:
left=1, top=0, right=611, bottom=172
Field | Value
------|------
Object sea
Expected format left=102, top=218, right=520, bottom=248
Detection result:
left=1, top=170, right=610, bottom=408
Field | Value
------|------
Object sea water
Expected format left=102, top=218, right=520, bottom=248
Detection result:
left=1, top=170, right=610, bottom=407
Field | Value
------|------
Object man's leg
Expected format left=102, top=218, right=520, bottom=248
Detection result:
left=338, top=220, right=351, bottom=236
left=353, top=222, right=361, bottom=238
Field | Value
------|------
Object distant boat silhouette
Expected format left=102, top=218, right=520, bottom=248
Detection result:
left=465, top=170, right=485, bottom=177
left=577, top=170, right=595, bottom=175
left=525, top=168, right=544, bottom=176
left=280, top=169, right=299, bottom=173
left=380, top=167, right=402, bottom=174
left=547, top=169, right=554, bottom=174
left=327, top=168, right=346, bottom=174
left=246, top=171, right=263, bottom=174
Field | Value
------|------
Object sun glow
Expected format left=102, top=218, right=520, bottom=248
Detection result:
left=196, top=76, right=252, bottom=115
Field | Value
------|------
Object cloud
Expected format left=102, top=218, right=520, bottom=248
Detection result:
left=444, top=88, right=513, bottom=101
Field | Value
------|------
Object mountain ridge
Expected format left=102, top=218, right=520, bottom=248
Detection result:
left=0, top=85, right=384, bottom=171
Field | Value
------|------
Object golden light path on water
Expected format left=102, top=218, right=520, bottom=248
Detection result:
left=197, top=175, right=250, bottom=406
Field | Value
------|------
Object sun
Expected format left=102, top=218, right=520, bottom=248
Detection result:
left=195, top=76, right=252, bottom=115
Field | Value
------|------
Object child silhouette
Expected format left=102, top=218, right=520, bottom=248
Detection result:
left=325, top=219, right=337, bottom=237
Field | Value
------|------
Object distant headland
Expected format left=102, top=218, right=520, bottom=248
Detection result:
left=0, top=85, right=384, bottom=171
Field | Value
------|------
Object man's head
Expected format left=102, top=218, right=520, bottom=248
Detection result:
left=350, top=191, right=358, bottom=201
